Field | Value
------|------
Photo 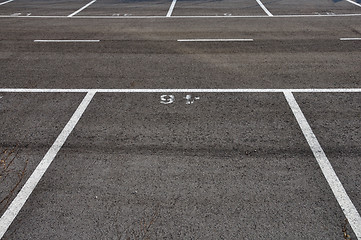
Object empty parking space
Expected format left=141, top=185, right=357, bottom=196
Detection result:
left=295, top=93, right=361, bottom=217
left=172, top=0, right=266, bottom=16
left=78, top=0, right=172, bottom=17
left=263, top=0, right=361, bottom=15
left=0, top=0, right=91, bottom=16
left=2, top=92, right=354, bottom=239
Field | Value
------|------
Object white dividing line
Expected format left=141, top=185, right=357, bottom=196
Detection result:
left=345, top=0, right=361, bottom=8
left=255, top=0, right=273, bottom=16
left=284, top=91, right=361, bottom=239
left=178, top=39, right=254, bottom=42
left=34, top=40, right=100, bottom=43
left=340, top=38, right=361, bottom=41
left=1, top=13, right=361, bottom=18
left=0, top=0, right=14, bottom=6
left=67, top=0, right=97, bottom=17
left=0, top=91, right=95, bottom=239
left=166, top=0, right=177, bottom=17
left=1, top=88, right=361, bottom=93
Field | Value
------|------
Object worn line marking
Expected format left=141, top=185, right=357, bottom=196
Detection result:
left=255, top=0, right=273, bottom=16
left=1, top=89, right=361, bottom=93
left=345, top=0, right=361, bottom=8
left=284, top=91, right=361, bottom=239
left=0, top=91, right=96, bottom=239
left=34, top=40, right=100, bottom=43
left=166, top=0, right=177, bottom=17
left=67, top=0, right=97, bottom=17
left=340, top=38, right=361, bottom=41
left=177, top=39, right=254, bottom=42
left=0, top=0, right=13, bottom=6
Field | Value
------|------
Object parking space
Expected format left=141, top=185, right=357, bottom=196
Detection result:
left=263, top=0, right=361, bottom=15
left=1, top=0, right=361, bottom=16
left=295, top=93, right=361, bottom=218
left=172, top=0, right=266, bottom=16
left=78, top=0, right=172, bottom=16
left=0, top=0, right=90, bottom=16
left=2, top=92, right=353, bottom=239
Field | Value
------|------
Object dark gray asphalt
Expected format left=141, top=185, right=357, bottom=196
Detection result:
left=0, top=1, right=361, bottom=239
left=264, top=0, right=361, bottom=15
left=3, top=93, right=352, bottom=239
left=0, top=17, right=360, bottom=89
left=0, top=0, right=90, bottom=16
left=295, top=93, right=361, bottom=220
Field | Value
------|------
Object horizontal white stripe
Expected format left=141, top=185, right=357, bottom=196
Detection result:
left=34, top=40, right=100, bottom=42
left=178, top=39, right=253, bottom=42
left=340, top=38, right=361, bottom=41
left=1, top=13, right=361, bottom=19
left=0, top=89, right=361, bottom=93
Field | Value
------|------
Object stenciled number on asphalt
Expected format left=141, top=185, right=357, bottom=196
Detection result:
left=160, top=95, right=200, bottom=105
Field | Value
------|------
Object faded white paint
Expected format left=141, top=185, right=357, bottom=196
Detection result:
left=184, top=95, right=200, bottom=104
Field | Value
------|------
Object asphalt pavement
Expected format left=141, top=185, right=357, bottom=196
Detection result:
left=0, top=0, right=361, bottom=239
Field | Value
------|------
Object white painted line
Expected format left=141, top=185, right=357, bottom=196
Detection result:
left=34, top=40, right=100, bottom=43
left=284, top=91, right=361, bottom=239
left=1, top=13, right=361, bottom=18
left=340, top=38, right=361, bottom=41
left=178, top=39, right=254, bottom=42
left=345, top=0, right=361, bottom=8
left=0, top=0, right=13, bottom=6
left=166, top=0, right=177, bottom=17
left=255, top=0, right=273, bottom=16
left=67, top=0, right=97, bottom=17
left=1, top=88, right=361, bottom=93
left=0, top=91, right=95, bottom=239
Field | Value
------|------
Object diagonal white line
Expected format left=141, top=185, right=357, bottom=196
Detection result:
left=67, top=0, right=97, bottom=17
left=0, top=91, right=96, bottom=239
left=284, top=91, right=361, bottom=239
left=166, top=0, right=177, bottom=17
left=0, top=0, right=14, bottom=6
left=255, top=0, right=273, bottom=16
left=345, top=0, right=361, bottom=8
